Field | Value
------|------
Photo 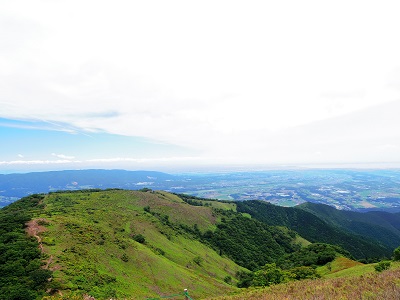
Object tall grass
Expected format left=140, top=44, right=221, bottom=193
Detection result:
left=206, top=267, right=400, bottom=300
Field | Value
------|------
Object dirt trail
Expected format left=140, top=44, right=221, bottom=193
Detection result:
left=26, top=219, right=53, bottom=269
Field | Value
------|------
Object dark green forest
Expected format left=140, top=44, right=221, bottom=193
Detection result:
left=0, top=194, right=52, bottom=300
left=236, top=200, right=392, bottom=259
left=201, top=211, right=299, bottom=271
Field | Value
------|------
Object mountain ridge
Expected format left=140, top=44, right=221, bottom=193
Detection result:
left=2, top=189, right=400, bottom=299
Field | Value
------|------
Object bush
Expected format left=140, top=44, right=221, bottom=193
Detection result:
left=121, top=253, right=129, bottom=262
left=236, top=270, right=254, bottom=288
left=193, top=256, right=203, bottom=266
left=375, top=260, right=391, bottom=272
left=393, top=246, right=400, bottom=261
left=288, top=266, right=320, bottom=280
left=223, top=275, right=232, bottom=284
left=133, top=234, right=145, bottom=244
left=252, top=263, right=286, bottom=287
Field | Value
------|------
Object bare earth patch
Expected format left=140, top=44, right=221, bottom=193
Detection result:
left=25, top=218, right=61, bottom=271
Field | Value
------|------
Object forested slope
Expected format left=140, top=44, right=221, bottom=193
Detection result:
left=236, top=200, right=392, bottom=259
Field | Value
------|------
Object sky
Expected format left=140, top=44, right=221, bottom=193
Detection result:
left=1, top=0, right=400, bottom=173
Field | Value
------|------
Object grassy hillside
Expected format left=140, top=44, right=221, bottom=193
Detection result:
left=206, top=262, right=400, bottom=300
left=1, top=189, right=302, bottom=299
left=31, top=189, right=244, bottom=299
left=2, top=190, right=398, bottom=299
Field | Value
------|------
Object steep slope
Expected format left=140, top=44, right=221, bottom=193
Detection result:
left=236, top=200, right=392, bottom=259
left=297, top=202, right=400, bottom=250
left=0, top=194, right=52, bottom=299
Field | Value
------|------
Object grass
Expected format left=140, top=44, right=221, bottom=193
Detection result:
left=23, top=189, right=400, bottom=300
left=206, top=265, right=400, bottom=300
left=35, top=190, right=241, bottom=299
left=317, top=257, right=365, bottom=277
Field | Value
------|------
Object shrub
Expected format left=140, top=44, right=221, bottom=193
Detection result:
left=133, top=234, right=145, bottom=244
left=224, top=275, right=232, bottom=284
left=288, top=266, right=320, bottom=280
left=374, top=260, right=391, bottom=272
left=121, top=253, right=129, bottom=262
left=193, top=256, right=203, bottom=266
left=252, top=263, right=286, bottom=287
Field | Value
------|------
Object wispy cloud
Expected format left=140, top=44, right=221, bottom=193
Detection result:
left=0, top=159, right=80, bottom=166
left=51, top=153, right=75, bottom=160
left=86, top=156, right=202, bottom=163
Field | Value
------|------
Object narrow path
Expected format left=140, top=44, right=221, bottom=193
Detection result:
left=26, top=219, right=52, bottom=269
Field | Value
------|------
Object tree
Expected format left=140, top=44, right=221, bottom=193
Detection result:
left=288, top=266, right=320, bottom=280
left=393, top=246, right=400, bottom=261
left=252, top=263, right=286, bottom=287
left=133, top=234, right=145, bottom=244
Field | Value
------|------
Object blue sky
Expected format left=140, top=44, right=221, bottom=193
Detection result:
left=0, top=118, right=196, bottom=172
left=1, top=1, right=400, bottom=172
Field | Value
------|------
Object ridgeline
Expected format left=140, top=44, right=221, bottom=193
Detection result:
left=1, top=189, right=399, bottom=299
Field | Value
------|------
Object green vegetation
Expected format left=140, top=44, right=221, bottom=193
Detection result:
left=375, top=260, right=391, bottom=272
left=206, top=265, right=400, bottom=300
left=233, top=243, right=346, bottom=288
left=6, top=190, right=245, bottom=299
left=0, top=194, right=52, bottom=300
left=201, top=212, right=299, bottom=271
left=298, top=202, right=400, bottom=250
left=1, top=190, right=399, bottom=299
left=394, top=246, right=400, bottom=261
left=236, top=200, right=392, bottom=259
left=276, top=243, right=352, bottom=269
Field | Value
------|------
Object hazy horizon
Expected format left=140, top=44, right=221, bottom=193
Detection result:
left=2, top=1, right=400, bottom=173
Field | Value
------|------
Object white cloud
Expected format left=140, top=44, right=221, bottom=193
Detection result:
left=51, top=153, right=75, bottom=160
left=0, top=159, right=78, bottom=165
left=1, top=0, right=400, bottom=166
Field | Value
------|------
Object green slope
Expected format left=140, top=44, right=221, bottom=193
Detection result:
left=205, top=263, right=400, bottom=300
left=236, top=200, right=392, bottom=259
left=6, top=190, right=299, bottom=299
left=297, top=202, right=400, bottom=250
left=3, top=190, right=396, bottom=300
left=35, top=189, right=243, bottom=299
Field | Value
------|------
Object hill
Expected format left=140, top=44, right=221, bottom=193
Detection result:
left=2, top=190, right=399, bottom=299
left=236, top=200, right=393, bottom=259
left=1, top=189, right=303, bottom=299
left=297, top=202, right=400, bottom=250
left=205, top=263, right=400, bottom=300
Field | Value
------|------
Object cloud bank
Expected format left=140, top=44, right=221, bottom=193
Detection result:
left=1, top=0, right=400, bottom=169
